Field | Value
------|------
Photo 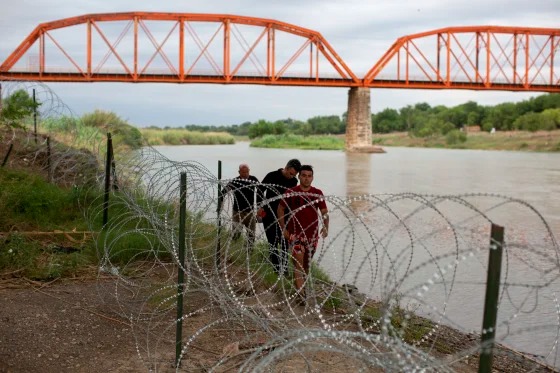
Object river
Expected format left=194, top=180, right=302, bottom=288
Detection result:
left=153, top=142, right=560, bottom=366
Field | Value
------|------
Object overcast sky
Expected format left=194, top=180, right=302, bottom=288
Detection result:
left=0, top=0, right=558, bottom=127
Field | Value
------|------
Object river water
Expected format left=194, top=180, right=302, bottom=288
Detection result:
left=153, top=142, right=560, bottom=366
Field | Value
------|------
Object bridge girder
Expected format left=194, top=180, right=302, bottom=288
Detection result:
left=0, top=13, right=559, bottom=92
left=0, top=12, right=359, bottom=87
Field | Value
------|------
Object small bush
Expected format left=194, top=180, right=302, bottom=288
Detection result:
left=445, top=129, right=467, bottom=145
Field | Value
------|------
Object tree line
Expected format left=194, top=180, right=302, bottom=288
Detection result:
left=163, top=93, right=560, bottom=138
left=2, top=89, right=560, bottom=139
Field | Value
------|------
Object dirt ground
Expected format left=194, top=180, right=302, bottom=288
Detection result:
left=1, top=274, right=558, bottom=373
left=0, top=277, right=146, bottom=373
left=0, top=274, right=400, bottom=373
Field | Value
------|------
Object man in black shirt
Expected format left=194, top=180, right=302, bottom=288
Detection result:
left=258, top=158, right=302, bottom=275
left=222, top=163, right=261, bottom=252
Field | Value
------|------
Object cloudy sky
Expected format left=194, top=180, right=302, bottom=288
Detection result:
left=0, top=0, right=558, bottom=127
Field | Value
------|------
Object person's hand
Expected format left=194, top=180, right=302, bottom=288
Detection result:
left=256, top=208, right=265, bottom=223
left=321, top=226, right=328, bottom=238
left=282, top=228, right=290, bottom=240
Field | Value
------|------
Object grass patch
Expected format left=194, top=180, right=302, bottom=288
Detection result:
left=1, top=232, right=96, bottom=280
left=141, top=128, right=235, bottom=146
left=0, top=168, right=91, bottom=231
left=0, top=168, right=99, bottom=279
left=374, top=129, right=560, bottom=152
left=251, top=134, right=344, bottom=150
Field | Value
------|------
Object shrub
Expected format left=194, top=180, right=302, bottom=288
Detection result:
left=445, top=129, right=467, bottom=145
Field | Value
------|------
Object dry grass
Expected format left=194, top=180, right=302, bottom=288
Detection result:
left=372, top=130, right=560, bottom=151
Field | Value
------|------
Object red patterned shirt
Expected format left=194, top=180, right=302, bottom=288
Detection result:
left=280, top=185, right=327, bottom=244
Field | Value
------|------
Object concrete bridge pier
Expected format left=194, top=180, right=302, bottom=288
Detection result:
left=345, top=87, right=385, bottom=153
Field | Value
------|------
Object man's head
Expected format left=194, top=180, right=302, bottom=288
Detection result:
left=238, top=163, right=250, bottom=179
left=283, top=159, right=302, bottom=179
left=298, top=165, right=314, bottom=188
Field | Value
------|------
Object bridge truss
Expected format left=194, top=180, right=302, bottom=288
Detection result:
left=0, top=13, right=559, bottom=92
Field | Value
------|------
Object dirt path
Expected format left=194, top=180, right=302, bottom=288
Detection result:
left=0, top=279, right=146, bottom=372
left=2, top=275, right=558, bottom=372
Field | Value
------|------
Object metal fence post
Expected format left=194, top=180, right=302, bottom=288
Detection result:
left=216, top=160, right=223, bottom=270
left=175, top=172, right=187, bottom=367
left=33, top=89, right=37, bottom=144
left=46, top=136, right=52, bottom=182
left=478, top=223, right=504, bottom=373
left=1, top=144, right=13, bottom=167
left=102, top=133, right=112, bottom=227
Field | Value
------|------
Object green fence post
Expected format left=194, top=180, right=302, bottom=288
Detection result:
left=102, top=133, right=112, bottom=227
left=1, top=144, right=13, bottom=167
left=216, top=160, right=223, bottom=271
left=110, top=138, right=118, bottom=191
left=175, top=172, right=187, bottom=367
left=46, top=136, right=52, bottom=182
left=33, top=89, right=37, bottom=144
left=478, top=223, right=504, bottom=373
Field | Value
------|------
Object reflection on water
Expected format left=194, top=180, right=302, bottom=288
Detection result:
left=345, top=153, right=371, bottom=212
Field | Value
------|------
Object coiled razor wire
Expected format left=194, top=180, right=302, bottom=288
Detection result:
left=2, top=81, right=559, bottom=371
left=86, top=145, right=560, bottom=372
left=0, top=80, right=103, bottom=187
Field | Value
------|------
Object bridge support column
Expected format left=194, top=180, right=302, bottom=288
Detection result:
left=345, top=87, right=384, bottom=153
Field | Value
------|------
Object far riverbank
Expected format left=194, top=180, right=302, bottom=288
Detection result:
left=372, top=129, right=560, bottom=152
left=139, top=128, right=560, bottom=152
left=247, top=130, right=560, bottom=152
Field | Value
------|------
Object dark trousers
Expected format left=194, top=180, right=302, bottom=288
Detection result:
left=262, top=215, right=289, bottom=274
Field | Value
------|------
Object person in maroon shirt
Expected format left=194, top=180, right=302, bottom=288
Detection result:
left=277, top=165, right=329, bottom=305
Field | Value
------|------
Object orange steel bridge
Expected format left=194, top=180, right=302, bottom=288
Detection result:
left=0, top=12, right=559, bottom=92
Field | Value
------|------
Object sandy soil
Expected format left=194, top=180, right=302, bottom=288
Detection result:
left=0, top=279, right=143, bottom=372
left=2, top=274, right=557, bottom=373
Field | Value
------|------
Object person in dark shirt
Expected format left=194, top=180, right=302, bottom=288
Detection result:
left=222, top=163, right=261, bottom=253
left=278, top=165, right=328, bottom=304
left=258, top=158, right=302, bottom=275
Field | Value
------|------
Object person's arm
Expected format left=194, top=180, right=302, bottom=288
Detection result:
left=217, top=180, right=231, bottom=212
left=320, top=208, right=329, bottom=238
left=252, top=176, right=262, bottom=207
left=221, top=179, right=233, bottom=196
left=277, top=198, right=290, bottom=239
left=258, top=172, right=273, bottom=215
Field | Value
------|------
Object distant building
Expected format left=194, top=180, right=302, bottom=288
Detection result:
left=465, top=125, right=481, bottom=133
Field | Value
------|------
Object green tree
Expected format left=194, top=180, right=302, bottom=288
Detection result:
left=437, top=107, right=467, bottom=128
left=0, top=89, right=40, bottom=129
left=514, top=110, right=560, bottom=131
left=308, top=115, right=344, bottom=134
left=541, top=108, right=560, bottom=129
left=513, top=112, right=544, bottom=132
left=414, top=102, right=432, bottom=112
left=466, top=111, right=479, bottom=126
left=372, top=108, right=402, bottom=133
left=526, top=94, right=560, bottom=113
left=481, top=103, right=519, bottom=131
left=248, top=119, right=272, bottom=139
left=399, top=105, right=419, bottom=131
left=271, top=120, right=287, bottom=135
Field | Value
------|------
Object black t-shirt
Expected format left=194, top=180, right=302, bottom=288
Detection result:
left=223, top=175, right=260, bottom=212
left=260, top=169, right=297, bottom=217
